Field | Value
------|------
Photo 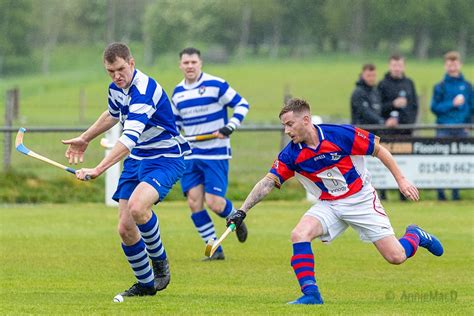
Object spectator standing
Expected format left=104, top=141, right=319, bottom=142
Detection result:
left=431, top=51, right=473, bottom=201
left=351, top=63, right=387, bottom=200
left=379, top=55, right=419, bottom=201
left=351, top=63, right=385, bottom=129
left=379, top=54, right=419, bottom=137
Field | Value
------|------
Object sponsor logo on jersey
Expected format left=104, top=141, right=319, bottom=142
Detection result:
left=314, top=154, right=326, bottom=161
left=198, top=86, right=206, bottom=95
left=181, top=106, right=210, bottom=116
left=330, top=153, right=341, bottom=161
left=329, top=185, right=348, bottom=194
left=273, top=160, right=279, bottom=169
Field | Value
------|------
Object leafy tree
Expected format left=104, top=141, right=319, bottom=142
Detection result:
left=0, top=0, right=33, bottom=74
left=143, top=0, right=198, bottom=64
left=442, top=0, right=474, bottom=58
left=1, top=0, right=473, bottom=75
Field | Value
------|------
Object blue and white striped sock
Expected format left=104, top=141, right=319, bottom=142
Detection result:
left=217, top=198, right=236, bottom=219
left=121, top=239, right=154, bottom=288
left=191, top=209, right=222, bottom=252
left=137, top=211, right=167, bottom=261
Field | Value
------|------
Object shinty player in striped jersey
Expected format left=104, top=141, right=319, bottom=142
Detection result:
left=227, top=98, right=444, bottom=305
left=63, top=43, right=190, bottom=298
left=171, top=47, right=249, bottom=260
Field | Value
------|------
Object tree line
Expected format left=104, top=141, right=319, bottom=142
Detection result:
left=1, top=0, right=473, bottom=75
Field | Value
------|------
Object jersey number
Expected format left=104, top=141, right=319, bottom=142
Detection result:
left=317, top=167, right=349, bottom=196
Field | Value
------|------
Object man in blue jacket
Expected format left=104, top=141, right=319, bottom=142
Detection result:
left=431, top=51, right=473, bottom=200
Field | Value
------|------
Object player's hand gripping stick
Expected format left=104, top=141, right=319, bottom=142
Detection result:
left=226, top=210, right=247, bottom=229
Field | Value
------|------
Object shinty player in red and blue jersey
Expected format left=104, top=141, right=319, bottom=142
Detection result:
left=270, top=121, right=378, bottom=200
left=226, top=98, right=444, bottom=305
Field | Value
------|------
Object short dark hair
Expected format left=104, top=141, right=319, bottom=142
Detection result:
left=362, top=63, right=376, bottom=71
left=103, top=42, right=132, bottom=63
left=179, top=47, right=201, bottom=58
left=389, top=54, right=404, bottom=62
left=444, top=51, right=461, bottom=61
left=279, top=98, right=311, bottom=118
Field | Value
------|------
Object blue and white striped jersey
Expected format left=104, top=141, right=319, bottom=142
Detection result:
left=108, top=69, right=191, bottom=160
left=171, top=72, right=249, bottom=160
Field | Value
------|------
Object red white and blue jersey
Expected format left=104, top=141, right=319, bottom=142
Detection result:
left=268, top=124, right=380, bottom=200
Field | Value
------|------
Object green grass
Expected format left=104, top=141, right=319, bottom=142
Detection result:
left=0, top=201, right=472, bottom=315
left=1, top=45, right=473, bottom=126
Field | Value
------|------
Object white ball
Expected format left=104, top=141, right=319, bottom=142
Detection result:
left=113, top=294, right=124, bottom=303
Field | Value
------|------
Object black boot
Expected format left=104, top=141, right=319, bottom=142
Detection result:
left=152, top=258, right=171, bottom=291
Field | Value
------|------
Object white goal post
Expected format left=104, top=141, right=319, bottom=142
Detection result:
left=104, top=124, right=121, bottom=207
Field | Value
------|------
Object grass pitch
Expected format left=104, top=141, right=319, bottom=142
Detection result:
left=0, top=200, right=472, bottom=315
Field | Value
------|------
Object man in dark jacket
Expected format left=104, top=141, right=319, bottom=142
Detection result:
left=351, top=63, right=385, bottom=130
left=431, top=51, right=472, bottom=201
left=379, top=55, right=419, bottom=137
left=351, top=63, right=390, bottom=200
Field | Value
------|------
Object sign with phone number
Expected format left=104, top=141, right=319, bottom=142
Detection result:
left=367, top=155, right=474, bottom=188
left=365, top=137, right=474, bottom=189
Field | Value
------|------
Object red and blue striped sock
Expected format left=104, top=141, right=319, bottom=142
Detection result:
left=399, top=232, right=420, bottom=258
left=291, top=242, right=319, bottom=295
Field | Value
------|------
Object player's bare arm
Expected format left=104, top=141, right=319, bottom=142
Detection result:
left=75, top=141, right=130, bottom=180
left=240, top=174, right=276, bottom=213
left=375, top=144, right=419, bottom=201
left=62, top=110, right=118, bottom=164
left=227, top=175, right=275, bottom=229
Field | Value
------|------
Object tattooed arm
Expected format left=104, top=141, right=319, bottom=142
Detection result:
left=240, top=174, right=277, bottom=213
left=226, top=174, right=279, bottom=228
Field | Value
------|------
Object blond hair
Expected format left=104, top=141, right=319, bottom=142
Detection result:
left=444, top=51, right=461, bottom=62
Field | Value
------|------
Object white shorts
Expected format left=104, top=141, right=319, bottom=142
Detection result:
left=305, top=184, right=394, bottom=243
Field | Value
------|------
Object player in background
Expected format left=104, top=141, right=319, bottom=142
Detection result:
left=62, top=43, right=190, bottom=298
left=171, top=47, right=249, bottom=260
left=227, top=98, right=443, bottom=304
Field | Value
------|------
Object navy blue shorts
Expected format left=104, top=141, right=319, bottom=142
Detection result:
left=113, top=156, right=185, bottom=203
left=181, top=159, right=229, bottom=197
